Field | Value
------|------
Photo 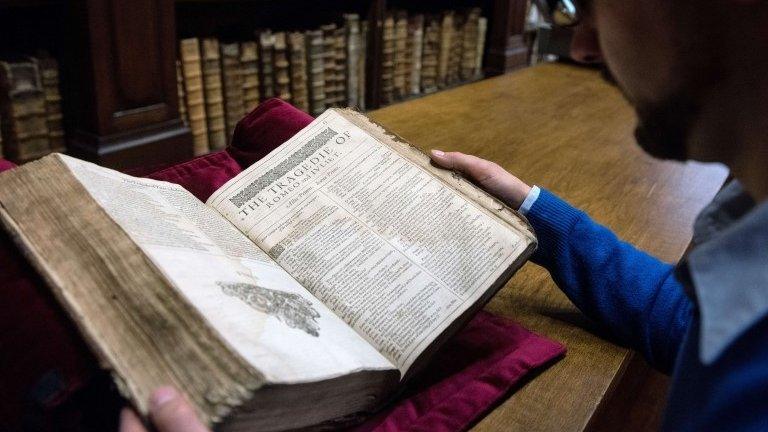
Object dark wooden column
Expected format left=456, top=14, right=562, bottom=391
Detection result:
left=485, top=0, right=529, bottom=76
left=65, top=0, right=192, bottom=170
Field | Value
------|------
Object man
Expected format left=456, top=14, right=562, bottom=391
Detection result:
left=123, top=0, right=768, bottom=430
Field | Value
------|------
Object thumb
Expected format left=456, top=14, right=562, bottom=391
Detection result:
left=149, top=387, right=210, bottom=432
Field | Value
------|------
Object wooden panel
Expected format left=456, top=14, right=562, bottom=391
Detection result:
left=66, top=0, right=191, bottom=169
left=369, top=63, right=728, bottom=431
left=485, top=0, right=528, bottom=74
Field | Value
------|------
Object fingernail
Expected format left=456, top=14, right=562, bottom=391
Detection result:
left=431, top=149, right=445, bottom=157
left=150, top=386, right=178, bottom=409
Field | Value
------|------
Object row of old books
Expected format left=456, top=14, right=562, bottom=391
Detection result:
left=0, top=55, right=65, bottom=164
left=177, top=14, right=368, bottom=156
left=381, top=8, right=488, bottom=104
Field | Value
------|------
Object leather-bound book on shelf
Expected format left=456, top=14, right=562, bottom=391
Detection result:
left=0, top=107, right=537, bottom=431
left=407, top=14, right=424, bottom=97
left=287, top=32, right=309, bottom=113
left=305, top=29, right=326, bottom=116
left=437, top=11, right=454, bottom=89
left=344, top=14, right=361, bottom=109
left=34, top=55, right=65, bottom=154
left=240, top=41, right=261, bottom=113
left=221, top=43, right=244, bottom=140
left=359, top=20, right=368, bottom=110
left=461, top=8, right=481, bottom=81
left=202, top=38, right=227, bottom=151
left=381, top=14, right=395, bottom=104
left=447, top=12, right=464, bottom=86
left=332, top=26, right=347, bottom=107
left=258, top=31, right=276, bottom=101
left=273, top=32, right=292, bottom=103
left=320, top=24, right=337, bottom=108
left=0, top=60, right=51, bottom=163
left=179, top=38, right=210, bottom=156
left=176, top=60, right=189, bottom=126
left=393, top=11, right=409, bottom=100
left=476, top=17, right=488, bottom=78
left=421, top=16, right=440, bottom=94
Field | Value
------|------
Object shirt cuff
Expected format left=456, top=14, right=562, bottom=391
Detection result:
left=518, top=185, right=541, bottom=215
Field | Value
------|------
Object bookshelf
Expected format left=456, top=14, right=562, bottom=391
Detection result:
left=0, top=0, right=529, bottom=170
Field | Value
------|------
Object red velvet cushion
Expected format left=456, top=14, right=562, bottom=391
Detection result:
left=0, top=99, right=564, bottom=431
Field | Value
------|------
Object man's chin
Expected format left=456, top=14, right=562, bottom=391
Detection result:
left=634, top=122, right=689, bottom=161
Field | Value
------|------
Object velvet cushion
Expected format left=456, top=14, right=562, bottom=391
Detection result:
left=0, top=99, right=565, bottom=431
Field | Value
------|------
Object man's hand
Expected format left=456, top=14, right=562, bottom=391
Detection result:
left=429, top=150, right=532, bottom=209
left=119, top=386, right=210, bottom=432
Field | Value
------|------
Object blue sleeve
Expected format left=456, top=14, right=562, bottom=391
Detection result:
left=526, top=188, right=693, bottom=373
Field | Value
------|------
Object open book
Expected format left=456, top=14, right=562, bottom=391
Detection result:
left=0, top=109, right=536, bottom=431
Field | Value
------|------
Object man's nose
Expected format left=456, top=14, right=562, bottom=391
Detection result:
left=570, top=23, right=603, bottom=64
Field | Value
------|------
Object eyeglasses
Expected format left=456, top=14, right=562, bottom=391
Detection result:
left=532, top=0, right=584, bottom=28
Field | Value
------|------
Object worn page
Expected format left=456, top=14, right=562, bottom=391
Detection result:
left=60, top=155, right=394, bottom=384
left=207, top=110, right=530, bottom=374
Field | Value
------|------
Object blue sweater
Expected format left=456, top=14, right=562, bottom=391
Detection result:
left=527, top=189, right=768, bottom=431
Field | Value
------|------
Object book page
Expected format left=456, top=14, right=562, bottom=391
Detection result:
left=207, top=110, right=530, bottom=374
left=60, top=155, right=394, bottom=384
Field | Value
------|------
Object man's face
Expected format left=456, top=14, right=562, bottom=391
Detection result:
left=578, top=0, right=716, bottom=161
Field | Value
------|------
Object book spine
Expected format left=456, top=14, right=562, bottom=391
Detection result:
left=176, top=60, right=189, bottom=127
left=344, top=14, right=360, bottom=109
left=421, top=16, right=440, bottom=94
left=476, top=17, right=488, bottom=78
left=320, top=24, right=337, bottom=108
left=273, top=32, right=292, bottom=103
left=36, top=55, right=66, bottom=154
left=461, top=8, right=481, bottom=81
left=447, top=12, right=464, bottom=86
left=393, top=11, right=408, bottom=100
left=305, top=29, right=326, bottom=116
left=287, top=32, right=309, bottom=113
left=437, top=11, right=453, bottom=89
left=201, top=38, right=227, bottom=151
left=407, top=15, right=424, bottom=97
left=381, top=14, right=395, bottom=105
left=240, top=41, right=261, bottom=113
left=221, top=42, right=244, bottom=141
left=179, top=38, right=210, bottom=156
left=359, top=20, right=368, bottom=110
left=0, top=61, right=52, bottom=163
left=258, top=31, right=276, bottom=100
left=332, top=26, right=347, bottom=107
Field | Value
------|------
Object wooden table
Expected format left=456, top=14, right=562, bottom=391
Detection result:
left=369, top=63, right=729, bottom=431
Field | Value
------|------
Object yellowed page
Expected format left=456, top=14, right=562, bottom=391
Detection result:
left=207, top=110, right=529, bottom=374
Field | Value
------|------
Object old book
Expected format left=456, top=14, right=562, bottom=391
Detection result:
left=344, top=14, right=361, bottom=109
left=461, top=8, right=481, bottom=81
left=0, top=60, right=51, bottom=163
left=407, top=15, right=424, bottom=96
left=202, top=38, right=227, bottom=151
left=179, top=38, right=210, bottom=156
left=0, top=108, right=536, bottom=431
left=437, top=11, right=454, bottom=88
left=421, top=16, right=440, bottom=94
left=358, top=20, right=368, bottom=110
left=393, top=11, right=409, bottom=100
left=273, top=32, right=292, bottom=103
left=221, top=43, right=244, bottom=140
left=381, top=14, right=395, bottom=104
left=287, top=32, right=309, bottom=113
left=476, top=17, right=488, bottom=78
left=258, top=31, right=276, bottom=100
left=176, top=60, right=189, bottom=126
left=331, top=26, right=347, bottom=107
left=447, top=12, right=464, bottom=86
left=34, top=55, right=66, bottom=154
left=305, top=29, right=325, bottom=116
left=240, top=41, right=261, bottom=113
left=320, top=24, right=337, bottom=108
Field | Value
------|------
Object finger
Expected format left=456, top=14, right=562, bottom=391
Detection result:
left=430, top=150, right=499, bottom=184
left=149, top=387, right=210, bottom=432
left=119, top=408, right=148, bottom=432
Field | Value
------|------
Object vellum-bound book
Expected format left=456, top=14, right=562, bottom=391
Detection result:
left=0, top=109, right=536, bottom=431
